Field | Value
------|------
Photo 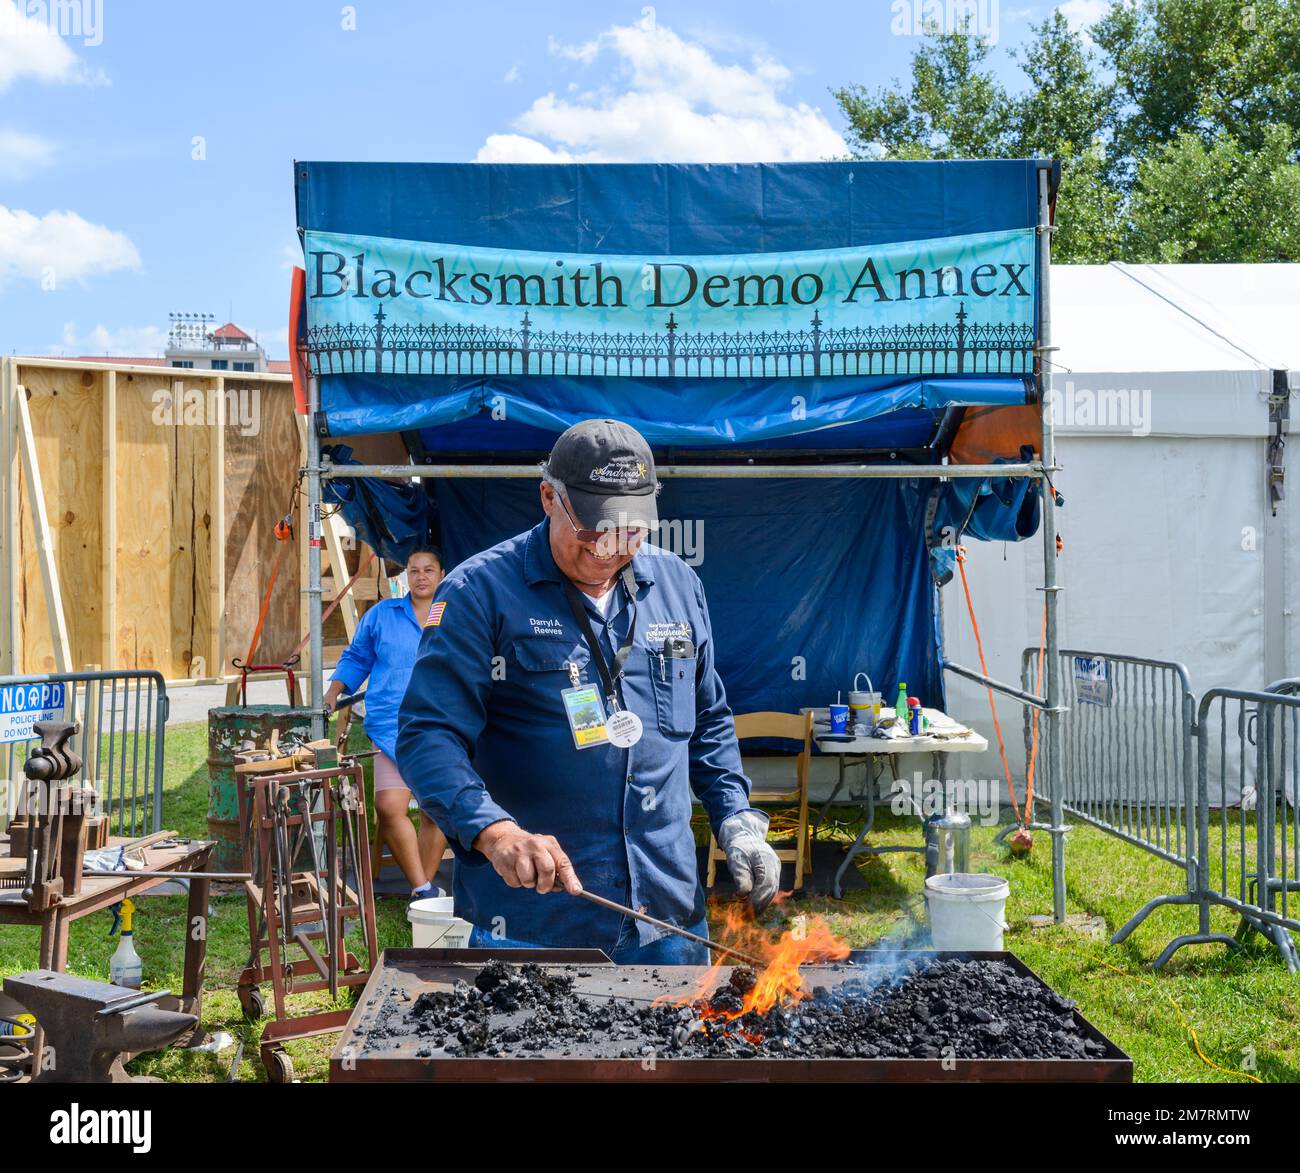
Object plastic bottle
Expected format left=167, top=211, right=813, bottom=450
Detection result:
left=894, top=682, right=908, bottom=722
left=109, top=898, right=143, bottom=989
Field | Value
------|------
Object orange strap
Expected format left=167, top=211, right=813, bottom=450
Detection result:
left=955, top=546, right=1022, bottom=826
left=289, top=549, right=376, bottom=659
left=244, top=543, right=287, bottom=666
left=1024, top=600, right=1047, bottom=825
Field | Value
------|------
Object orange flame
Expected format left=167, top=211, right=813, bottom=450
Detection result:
left=658, top=907, right=851, bottom=1035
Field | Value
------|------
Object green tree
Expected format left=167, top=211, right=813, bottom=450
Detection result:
left=833, top=0, right=1300, bottom=263
left=834, top=26, right=1014, bottom=159
left=1128, top=124, right=1300, bottom=262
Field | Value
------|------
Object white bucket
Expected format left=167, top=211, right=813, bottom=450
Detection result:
left=407, top=896, right=473, bottom=949
left=924, top=872, right=1010, bottom=951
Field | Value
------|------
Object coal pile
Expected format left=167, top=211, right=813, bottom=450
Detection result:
left=381, top=957, right=1110, bottom=1061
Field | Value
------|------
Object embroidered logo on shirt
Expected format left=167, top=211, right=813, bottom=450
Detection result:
left=426, top=601, right=447, bottom=627
left=645, top=620, right=692, bottom=648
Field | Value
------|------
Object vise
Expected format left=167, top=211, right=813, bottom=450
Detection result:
left=7, top=722, right=96, bottom=911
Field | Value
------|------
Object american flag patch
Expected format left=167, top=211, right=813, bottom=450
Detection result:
left=426, top=601, right=447, bottom=627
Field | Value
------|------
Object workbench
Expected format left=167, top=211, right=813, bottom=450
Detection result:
left=0, top=833, right=213, bottom=1033
left=804, top=707, right=989, bottom=897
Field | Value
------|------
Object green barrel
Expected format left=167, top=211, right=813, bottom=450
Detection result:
left=207, top=706, right=315, bottom=873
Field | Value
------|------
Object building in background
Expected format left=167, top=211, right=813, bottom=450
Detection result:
left=62, top=311, right=290, bottom=373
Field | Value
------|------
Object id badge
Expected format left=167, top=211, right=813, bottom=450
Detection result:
left=561, top=685, right=610, bottom=750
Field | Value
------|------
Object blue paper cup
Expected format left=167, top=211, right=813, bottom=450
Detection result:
left=829, top=704, right=849, bottom=734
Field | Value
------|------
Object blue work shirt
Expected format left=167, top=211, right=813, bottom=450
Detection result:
left=330, top=596, right=426, bottom=761
left=395, top=517, right=754, bottom=951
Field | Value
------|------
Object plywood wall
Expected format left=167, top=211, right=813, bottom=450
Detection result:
left=16, top=366, right=105, bottom=673
left=8, top=361, right=311, bottom=681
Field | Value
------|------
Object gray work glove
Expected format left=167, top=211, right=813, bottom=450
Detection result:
left=718, top=809, right=781, bottom=912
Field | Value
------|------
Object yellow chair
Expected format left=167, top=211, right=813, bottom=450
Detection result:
left=707, top=710, right=814, bottom=892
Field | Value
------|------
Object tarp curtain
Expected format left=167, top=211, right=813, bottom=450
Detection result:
left=295, top=160, right=1050, bottom=718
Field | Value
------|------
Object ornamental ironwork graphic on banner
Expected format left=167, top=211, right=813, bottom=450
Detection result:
left=300, top=226, right=1038, bottom=380
left=303, top=302, right=1034, bottom=379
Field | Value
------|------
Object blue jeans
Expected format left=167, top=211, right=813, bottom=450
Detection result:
left=467, top=914, right=711, bottom=965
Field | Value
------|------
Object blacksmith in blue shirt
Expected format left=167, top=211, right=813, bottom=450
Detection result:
left=395, top=419, right=779, bottom=963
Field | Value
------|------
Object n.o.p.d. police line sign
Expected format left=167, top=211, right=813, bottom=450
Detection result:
left=0, top=682, right=66, bottom=744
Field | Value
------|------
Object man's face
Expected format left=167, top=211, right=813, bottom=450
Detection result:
left=406, top=552, right=444, bottom=595
left=540, top=482, right=645, bottom=589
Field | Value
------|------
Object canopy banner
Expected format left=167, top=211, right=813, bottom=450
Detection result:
left=302, top=227, right=1036, bottom=381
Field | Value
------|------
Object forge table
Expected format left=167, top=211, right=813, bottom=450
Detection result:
left=0, top=834, right=213, bottom=1067
left=804, top=707, right=990, bottom=897
left=330, top=948, right=1132, bottom=1083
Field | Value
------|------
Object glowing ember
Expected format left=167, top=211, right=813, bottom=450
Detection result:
left=657, top=909, right=851, bottom=1031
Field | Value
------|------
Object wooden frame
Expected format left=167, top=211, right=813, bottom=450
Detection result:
left=2, top=356, right=314, bottom=684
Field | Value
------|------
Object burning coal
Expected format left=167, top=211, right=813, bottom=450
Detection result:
left=396, top=954, right=1109, bottom=1062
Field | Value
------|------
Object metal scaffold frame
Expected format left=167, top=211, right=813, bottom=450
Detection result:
left=300, top=163, right=1067, bottom=920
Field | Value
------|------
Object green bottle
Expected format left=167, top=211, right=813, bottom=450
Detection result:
left=895, top=682, right=908, bottom=721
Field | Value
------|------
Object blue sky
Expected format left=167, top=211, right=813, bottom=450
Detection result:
left=1, top=0, right=1098, bottom=359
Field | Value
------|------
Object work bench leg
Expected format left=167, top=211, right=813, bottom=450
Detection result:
left=38, top=906, right=70, bottom=971
left=180, top=844, right=212, bottom=1027
left=31, top=908, right=69, bottom=1075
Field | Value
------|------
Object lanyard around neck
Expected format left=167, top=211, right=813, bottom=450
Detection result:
left=561, top=564, right=638, bottom=707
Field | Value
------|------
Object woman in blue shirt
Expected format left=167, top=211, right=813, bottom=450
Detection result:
left=325, top=546, right=448, bottom=900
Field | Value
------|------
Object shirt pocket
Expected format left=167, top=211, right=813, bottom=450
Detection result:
left=648, top=650, right=697, bottom=738
left=511, top=636, right=590, bottom=680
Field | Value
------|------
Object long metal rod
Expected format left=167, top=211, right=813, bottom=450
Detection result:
left=1037, top=165, right=1066, bottom=924
left=307, top=376, right=324, bottom=740
left=941, top=659, right=1054, bottom=711
left=81, top=869, right=253, bottom=879
left=320, top=461, right=1044, bottom=481
left=574, top=890, right=765, bottom=967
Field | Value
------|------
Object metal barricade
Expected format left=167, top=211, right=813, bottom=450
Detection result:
left=1, top=670, right=167, bottom=839
left=1021, top=649, right=1197, bottom=868
left=1191, top=688, right=1300, bottom=973
left=1021, top=649, right=1213, bottom=966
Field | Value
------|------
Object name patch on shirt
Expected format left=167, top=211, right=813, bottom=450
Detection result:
left=529, top=617, right=566, bottom=636
left=645, top=620, right=692, bottom=649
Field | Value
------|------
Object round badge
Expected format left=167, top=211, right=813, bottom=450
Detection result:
left=606, top=709, right=643, bottom=748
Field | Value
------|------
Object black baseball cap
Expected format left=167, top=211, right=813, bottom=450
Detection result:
left=546, top=419, right=659, bottom=531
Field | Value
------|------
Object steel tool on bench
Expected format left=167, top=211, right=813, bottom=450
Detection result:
left=3, top=970, right=196, bottom=1083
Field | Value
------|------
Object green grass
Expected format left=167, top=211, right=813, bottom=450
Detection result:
left=2, top=722, right=1297, bottom=1082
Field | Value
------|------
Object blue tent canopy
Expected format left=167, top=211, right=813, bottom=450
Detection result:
left=296, top=160, right=1050, bottom=719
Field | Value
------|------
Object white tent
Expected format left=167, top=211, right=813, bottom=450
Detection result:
left=942, top=262, right=1300, bottom=798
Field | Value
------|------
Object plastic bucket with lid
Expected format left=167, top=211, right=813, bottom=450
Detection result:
left=407, top=896, right=473, bottom=949
left=924, top=872, right=1010, bottom=951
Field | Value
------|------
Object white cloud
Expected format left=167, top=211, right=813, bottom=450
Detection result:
left=1057, top=0, right=1108, bottom=31
left=503, top=63, right=520, bottom=84
left=0, top=0, right=107, bottom=91
left=477, top=14, right=846, bottom=164
left=0, top=205, right=141, bottom=288
left=0, top=129, right=54, bottom=179
left=51, top=321, right=166, bottom=357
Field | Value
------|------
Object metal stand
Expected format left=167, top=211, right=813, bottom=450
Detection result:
left=236, top=762, right=378, bottom=1083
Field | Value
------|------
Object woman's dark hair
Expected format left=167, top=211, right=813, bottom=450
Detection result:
left=406, top=544, right=443, bottom=568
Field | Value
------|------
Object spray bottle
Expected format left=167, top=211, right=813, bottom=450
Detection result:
left=109, top=898, right=143, bottom=989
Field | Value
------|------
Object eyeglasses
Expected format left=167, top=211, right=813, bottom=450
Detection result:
left=555, top=491, right=647, bottom=552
